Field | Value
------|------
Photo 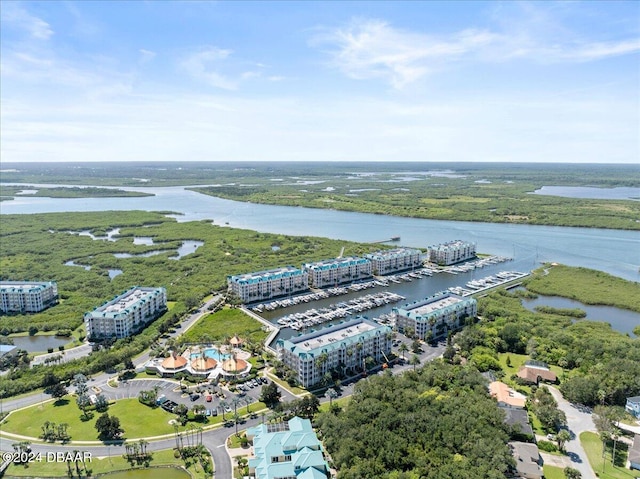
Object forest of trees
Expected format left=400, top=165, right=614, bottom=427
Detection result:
left=456, top=271, right=640, bottom=407
left=315, top=362, right=515, bottom=479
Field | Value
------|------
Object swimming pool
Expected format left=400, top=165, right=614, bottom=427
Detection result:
left=190, top=347, right=230, bottom=362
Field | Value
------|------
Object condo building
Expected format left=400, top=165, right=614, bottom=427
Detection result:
left=364, top=247, right=423, bottom=275
left=227, top=266, right=309, bottom=303
left=0, top=281, right=58, bottom=313
left=393, top=291, right=477, bottom=340
left=276, top=317, right=392, bottom=388
left=85, top=286, right=167, bottom=339
left=246, top=416, right=331, bottom=479
left=302, top=256, right=372, bottom=289
left=427, top=240, right=476, bottom=265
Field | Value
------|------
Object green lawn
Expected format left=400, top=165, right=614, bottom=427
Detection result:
left=318, top=396, right=351, bottom=413
left=5, top=447, right=210, bottom=479
left=542, top=464, right=565, bottom=479
left=1, top=398, right=220, bottom=441
left=580, top=431, right=636, bottom=479
left=179, top=307, right=268, bottom=344
left=265, top=370, right=306, bottom=396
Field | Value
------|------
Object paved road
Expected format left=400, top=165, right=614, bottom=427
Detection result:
left=0, top=298, right=445, bottom=479
left=549, top=386, right=597, bottom=479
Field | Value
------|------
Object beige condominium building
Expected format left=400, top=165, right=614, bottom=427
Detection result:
left=227, top=266, right=309, bottom=303
left=0, top=281, right=59, bottom=313
left=85, top=286, right=167, bottom=339
left=393, top=291, right=477, bottom=340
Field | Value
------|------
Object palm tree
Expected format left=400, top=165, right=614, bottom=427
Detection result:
left=219, top=401, right=228, bottom=421
left=398, top=343, right=408, bottom=360
left=556, top=429, right=571, bottom=452
left=410, top=354, right=421, bottom=371
left=232, top=397, right=242, bottom=415
left=233, top=412, right=242, bottom=436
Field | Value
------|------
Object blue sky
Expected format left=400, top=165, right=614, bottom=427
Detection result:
left=1, top=1, right=639, bottom=163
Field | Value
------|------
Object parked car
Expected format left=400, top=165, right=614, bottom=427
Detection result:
left=205, top=395, right=213, bottom=402
left=190, top=393, right=200, bottom=402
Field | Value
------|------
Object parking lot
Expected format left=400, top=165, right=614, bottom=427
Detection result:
left=104, top=375, right=274, bottom=418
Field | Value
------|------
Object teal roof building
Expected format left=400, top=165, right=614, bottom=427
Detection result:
left=247, top=416, right=330, bottom=479
left=276, top=317, right=391, bottom=387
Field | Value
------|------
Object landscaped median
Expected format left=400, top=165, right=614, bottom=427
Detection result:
left=0, top=396, right=266, bottom=443
left=5, top=448, right=208, bottom=479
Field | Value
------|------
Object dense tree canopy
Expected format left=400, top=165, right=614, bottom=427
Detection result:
left=457, top=267, right=640, bottom=407
left=315, top=362, right=514, bottom=479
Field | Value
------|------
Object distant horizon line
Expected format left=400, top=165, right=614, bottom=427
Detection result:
left=2, top=160, right=639, bottom=166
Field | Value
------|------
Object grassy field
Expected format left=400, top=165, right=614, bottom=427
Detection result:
left=265, top=369, right=306, bottom=396
left=179, top=307, right=268, bottom=345
left=542, top=464, right=566, bottom=479
left=524, top=264, right=640, bottom=313
left=5, top=447, right=210, bottom=479
left=1, top=397, right=222, bottom=441
left=580, top=431, right=636, bottom=479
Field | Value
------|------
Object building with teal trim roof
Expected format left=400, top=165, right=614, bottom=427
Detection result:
left=302, top=257, right=372, bottom=289
left=276, top=316, right=391, bottom=388
left=0, top=281, right=58, bottom=313
left=246, top=416, right=330, bottom=479
left=84, top=286, right=167, bottom=339
left=426, top=240, right=476, bottom=265
left=227, top=266, right=309, bottom=303
left=393, top=291, right=477, bottom=340
left=364, top=247, right=423, bottom=275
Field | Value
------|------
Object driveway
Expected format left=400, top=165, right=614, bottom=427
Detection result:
left=548, top=386, right=597, bottom=479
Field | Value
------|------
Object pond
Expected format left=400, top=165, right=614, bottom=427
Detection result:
left=520, top=294, right=640, bottom=337
left=170, top=240, right=204, bottom=260
left=113, top=241, right=203, bottom=260
left=108, top=269, right=123, bottom=280
left=11, top=335, right=70, bottom=353
left=65, top=260, right=91, bottom=270
left=133, top=237, right=154, bottom=245
left=99, top=467, right=190, bottom=479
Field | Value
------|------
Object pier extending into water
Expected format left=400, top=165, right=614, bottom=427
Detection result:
left=448, top=271, right=530, bottom=297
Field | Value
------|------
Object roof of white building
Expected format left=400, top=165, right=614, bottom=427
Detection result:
left=364, top=248, right=422, bottom=260
left=87, top=286, right=164, bottom=318
left=278, top=317, right=389, bottom=357
left=0, top=281, right=56, bottom=292
left=395, top=292, right=474, bottom=320
left=228, top=266, right=304, bottom=284
left=302, top=256, right=370, bottom=270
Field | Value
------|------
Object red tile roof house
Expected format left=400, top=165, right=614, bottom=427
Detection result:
left=517, top=361, right=557, bottom=385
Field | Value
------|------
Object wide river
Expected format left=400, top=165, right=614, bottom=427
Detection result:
left=2, top=185, right=639, bottom=282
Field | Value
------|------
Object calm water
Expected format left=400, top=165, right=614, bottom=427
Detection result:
left=265, top=264, right=520, bottom=342
left=532, top=186, right=640, bottom=201
left=1, top=184, right=639, bottom=281
left=521, top=294, right=640, bottom=337
left=12, top=335, right=70, bottom=353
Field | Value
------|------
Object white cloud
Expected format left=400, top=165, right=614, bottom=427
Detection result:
left=1, top=4, right=54, bottom=40
left=312, top=18, right=498, bottom=88
left=139, top=49, right=157, bottom=63
left=241, top=71, right=261, bottom=80
left=180, top=47, right=238, bottom=90
left=562, top=39, right=640, bottom=62
left=312, top=12, right=640, bottom=88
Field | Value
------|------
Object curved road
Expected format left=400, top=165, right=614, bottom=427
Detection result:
left=549, top=386, right=596, bottom=479
left=0, top=295, right=445, bottom=479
